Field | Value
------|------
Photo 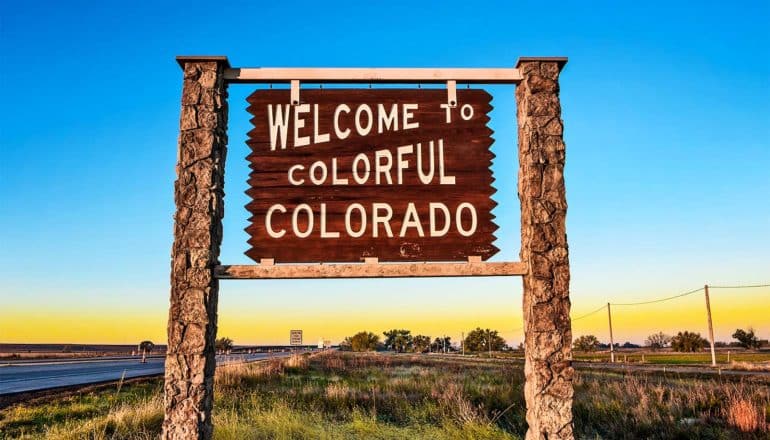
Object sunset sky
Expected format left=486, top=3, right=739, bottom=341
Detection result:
left=1, top=1, right=768, bottom=347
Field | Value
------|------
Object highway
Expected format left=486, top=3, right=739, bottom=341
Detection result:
left=0, top=352, right=291, bottom=395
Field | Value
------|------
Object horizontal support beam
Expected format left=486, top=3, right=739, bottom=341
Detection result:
left=223, top=67, right=522, bottom=84
left=215, top=261, right=526, bottom=279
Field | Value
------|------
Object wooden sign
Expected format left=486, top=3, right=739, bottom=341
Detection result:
left=289, top=329, right=303, bottom=346
left=245, top=89, right=498, bottom=263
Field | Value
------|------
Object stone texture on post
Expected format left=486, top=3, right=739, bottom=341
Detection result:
left=163, top=56, right=229, bottom=440
left=516, top=57, right=574, bottom=440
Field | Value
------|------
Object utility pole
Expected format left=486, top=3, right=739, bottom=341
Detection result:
left=461, top=332, right=465, bottom=356
left=704, top=284, right=717, bottom=367
left=607, top=303, right=615, bottom=363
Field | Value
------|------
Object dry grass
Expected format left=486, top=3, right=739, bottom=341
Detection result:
left=729, top=360, right=770, bottom=371
left=2, top=352, right=769, bottom=439
left=724, top=389, right=769, bottom=433
left=285, top=352, right=310, bottom=369
left=432, top=381, right=488, bottom=425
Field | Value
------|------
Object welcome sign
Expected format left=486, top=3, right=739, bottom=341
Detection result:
left=245, top=89, right=498, bottom=263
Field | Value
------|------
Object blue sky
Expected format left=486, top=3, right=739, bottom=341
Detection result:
left=1, top=1, right=768, bottom=345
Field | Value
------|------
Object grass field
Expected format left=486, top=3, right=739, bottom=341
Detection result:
left=482, top=350, right=770, bottom=367
left=572, top=351, right=770, bottom=366
left=1, top=352, right=768, bottom=439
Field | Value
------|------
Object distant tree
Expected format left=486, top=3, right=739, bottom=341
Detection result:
left=339, top=337, right=353, bottom=351
left=573, top=335, right=600, bottom=352
left=671, top=331, right=708, bottom=352
left=215, top=337, right=234, bottom=353
left=383, top=329, right=412, bottom=352
left=464, top=328, right=506, bottom=352
left=412, top=335, right=431, bottom=353
left=138, top=340, right=155, bottom=363
left=431, top=336, right=453, bottom=353
left=622, top=342, right=640, bottom=349
left=645, top=332, right=672, bottom=351
left=394, top=334, right=412, bottom=353
left=732, top=328, right=760, bottom=349
left=350, top=331, right=379, bottom=352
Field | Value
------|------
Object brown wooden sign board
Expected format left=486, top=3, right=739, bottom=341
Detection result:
left=245, top=89, right=498, bottom=263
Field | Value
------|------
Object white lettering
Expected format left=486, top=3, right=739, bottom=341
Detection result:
left=399, top=202, right=425, bottom=237
left=403, top=103, right=419, bottom=130
left=429, top=202, right=451, bottom=237
left=309, top=161, right=327, bottom=185
left=372, top=203, right=393, bottom=237
left=267, top=104, right=290, bottom=150
left=320, top=203, right=339, bottom=238
left=396, top=144, right=413, bottom=185
left=438, top=139, right=456, bottom=184
left=293, top=104, right=310, bottom=147
left=265, top=204, right=286, bottom=238
left=355, top=104, right=373, bottom=136
left=440, top=103, right=452, bottom=123
left=331, top=158, right=348, bottom=185
left=288, top=164, right=305, bottom=186
left=313, top=104, right=330, bottom=144
left=377, top=103, right=399, bottom=133
left=375, top=150, right=393, bottom=185
left=352, top=153, right=371, bottom=184
left=456, top=202, right=477, bottom=236
left=345, top=203, right=366, bottom=238
left=292, top=203, right=314, bottom=238
left=417, top=141, right=435, bottom=184
left=460, top=104, right=474, bottom=120
left=334, top=104, right=351, bottom=139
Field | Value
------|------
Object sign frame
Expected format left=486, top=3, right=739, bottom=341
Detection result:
left=289, top=330, right=303, bottom=346
left=164, top=56, right=572, bottom=440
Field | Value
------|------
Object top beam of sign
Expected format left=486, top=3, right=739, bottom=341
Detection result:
left=222, top=67, right=524, bottom=84
left=175, top=56, right=569, bottom=84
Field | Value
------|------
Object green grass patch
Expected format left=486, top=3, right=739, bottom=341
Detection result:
left=1, top=353, right=768, bottom=439
left=573, top=351, right=770, bottom=365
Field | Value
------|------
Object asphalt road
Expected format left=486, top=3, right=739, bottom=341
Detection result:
left=0, top=352, right=292, bottom=395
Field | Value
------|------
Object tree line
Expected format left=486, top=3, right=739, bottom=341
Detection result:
left=339, top=327, right=508, bottom=353
left=573, top=327, right=765, bottom=352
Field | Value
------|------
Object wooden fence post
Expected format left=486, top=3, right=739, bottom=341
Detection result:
left=516, top=57, right=574, bottom=440
left=163, top=56, right=230, bottom=440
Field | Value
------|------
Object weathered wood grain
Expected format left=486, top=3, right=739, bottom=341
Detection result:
left=215, top=261, right=526, bottom=279
left=244, top=89, right=498, bottom=263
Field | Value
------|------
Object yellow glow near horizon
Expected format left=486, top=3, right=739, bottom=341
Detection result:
left=2, top=287, right=767, bottom=346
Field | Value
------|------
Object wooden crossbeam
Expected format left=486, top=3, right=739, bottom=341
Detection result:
left=214, top=261, right=526, bottom=279
left=223, top=67, right=523, bottom=84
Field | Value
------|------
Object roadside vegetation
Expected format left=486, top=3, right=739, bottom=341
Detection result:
left=566, top=327, right=770, bottom=368
left=2, top=352, right=768, bottom=439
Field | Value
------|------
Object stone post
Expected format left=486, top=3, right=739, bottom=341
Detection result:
left=163, top=56, right=229, bottom=440
left=515, top=57, right=573, bottom=440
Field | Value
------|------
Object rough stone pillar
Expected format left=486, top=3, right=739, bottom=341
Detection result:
left=163, top=56, right=229, bottom=440
left=515, top=57, right=573, bottom=440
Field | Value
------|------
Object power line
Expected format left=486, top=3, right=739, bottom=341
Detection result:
left=510, top=303, right=607, bottom=333
left=610, top=287, right=703, bottom=306
left=507, top=281, right=768, bottom=335
left=571, top=304, right=607, bottom=321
